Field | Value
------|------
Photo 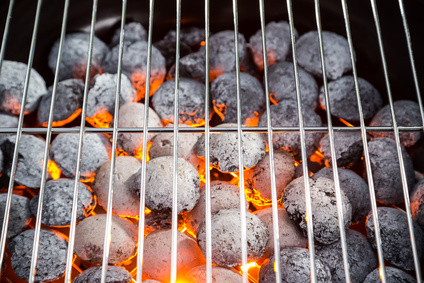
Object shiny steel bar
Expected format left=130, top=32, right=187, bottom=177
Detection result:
left=370, top=0, right=422, bottom=279
left=0, top=0, right=14, bottom=73
left=285, top=0, right=317, bottom=282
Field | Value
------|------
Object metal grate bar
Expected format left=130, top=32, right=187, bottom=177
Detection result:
left=0, top=0, right=14, bottom=74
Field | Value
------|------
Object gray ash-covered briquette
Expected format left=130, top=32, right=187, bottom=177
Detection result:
left=186, top=265, right=242, bottom=283
left=49, top=32, right=109, bottom=81
left=363, top=267, right=415, bottom=283
left=316, top=229, right=377, bottom=283
left=8, top=228, right=68, bottom=282
left=195, top=123, right=267, bottom=173
left=312, top=167, right=371, bottom=224
left=50, top=132, right=111, bottom=181
left=0, top=60, right=47, bottom=115
left=282, top=176, right=352, bottom=245
left=319, top=76, right=382, bottom=121
left=365, top=207, right=424, bottom=271
left=411, top=178, right=424, bottom=229
left=249, top=21, right=297, bottom=71
left=258, top=100, right=323, bottom=158
left=211, top=72, right=266, bottom=126
left=266, top=61, right=319, bottom=110
left=196, top=208, right=269, bottom=268
left=74, top=214, right=138, bottom=264
left=369, top=100, right=423, bottom=148
left=86, top=73, right=136, bottom=128
left=296, top=31, right=352, bottom=80
left=37, top=79, right=84, bottom=127
left=166, top=51, right=206, bottom=82
left=258, top=247, right=332, bottom=283
left=0, top=193, right=31, bottom=239
left=109, top=22, right=147, bottom=47
left=72, top=266, right=132, bottom=283
left=0, top=112, right=18, bottom=144
left=102, top=40, right=166, bottom=99
left=152, top=78, right=207, bottom=126
left=29, top=178, right=95, bottom=227
left=368, top=137, right=415, bottom=205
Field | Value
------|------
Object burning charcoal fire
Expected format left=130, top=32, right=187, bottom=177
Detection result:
left=195, top=123, right=267, bottom=173
left=143, top=229, right=205, bottom=282
left=266, top=61, right=318, bottom=109
left=29, top=179, right=95, bottom=227
left=365, top=207, right=424, bottom=271
left=316, top=229, right=377, bottom=283
left=0, top=112, right=18, bottom=144
left=186, top=265, right=243, bottom=282
left=368, top=137, right=415, bottom=205
left=48, top=32, right=109, bottom=81
left=369, top=100, right=423, bottom=147
left=109, top=22, right=147, bottom=47
left=93, top=156, right=141, bottom=218
left=296, top=31, right=352, bottom=80
left=102, top=41, right=166, bottom=99
left=50, top=132, right=111, bottom=181
left=73, top=265, right=132, bottom=283
left=152, top=78, right=207, bottom=126
left=0, top=193, right=31, bottom=238
left=411, top=179, right=424, bottom=229
left=282, top=176, right=352, bottom=245
left=259, top=247, right=332, bottom=283
left=196, top=209, right=269, bottom=268
left=319, top=76, right=382, bottom=121
left=363, top=267, right=416, bottom=283
left=211, top=72, right=265, bottom=126
left=143, top=211, right=174, bottom=235
left=37, top=79, right=84, bottom=127
left=86, top=73, right=137, bottom=128
left=7, top=228, right=68, bottom=282
left=0, top=60, right=47, bottom=115
left=74, top=214, right=138, bottom=264
left=167, top=51, right=206, bottom=82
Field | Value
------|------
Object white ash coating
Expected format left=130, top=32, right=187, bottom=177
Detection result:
left=249, top=21, right=297, bottom=70
left=254, top=207, right=308, bottom=258
left=266, top=61, right=318, bottom=110
left=296, top=31, right=352, bottom=80
left=49, top=32, right=108, bottom=81
left=195, top=123, right=267, bottom=173
left=30, top=179, right=95, bottom=227
left=50, top=133, right=111, bottom=180
left=37, top=79, right=84, bottom=126
left=363, top=267, right=415, bottom=283
left=411, top=178, right=424, bottom=229
left=8, top=228, right=68, bottom=282
left=167, top=51, right=206, bottom=82
left=74, top=214, right=138, bottom=264
left=0, top=60, right=47, bottom=115
left=319, top=76, right=382, bottom=121
left=282, top=176, right=352, bottom=245
left=316, top=229, right=377, bottom=283
left=196, top=208, right=269, bottom=268
left=211, top=72, right=266, bottom=126
left=258, top=247, right=332, bottom=283
left=86, top=73, right=136, bottom=128
left=73, top=266, right=131, bottom=283
left=117, top=102, right=162, bottom=156
left=312, top=167, right=370, bottom=224
left=102, top=41, right=165, bottom=99
left=110, top=22, right=147, bottom=47
left=368, top=137, right=415, bottom=205
left=152, top=78, right=207, bottom=126
left=143, top=229, right=205, bottom=282
left=1, top=134, right=50, bottom=188
left=0, top=112, right=18, bottom=144
left=0, top=193, right=31, bottom=239
left=92, top=156, right=141, bottom=218
left=258, top=100, right=323, bottom=157
left=184, top=180, right=248, bottom=235
left=186, top=265, right=242, bottom=283
left=369, top=100, right=423, bottom=147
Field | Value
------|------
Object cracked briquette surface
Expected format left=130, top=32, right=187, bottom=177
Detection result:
left=48, top=33, right=108, bottom=81
left=72, top=265, right=132, bottom=283
left=110, top=22, right=147, bottom=47
left=363, top=267, right=415, bottom=283
left=211, top=72, right=266, bottom=125
left=0, top=193, right=31, bottom=239
left=258, top=247, right=332, bottom=283
left=196, top=209, right=269, bottom=268
left=411, top=178, right=424, bottom=229
left=368, top=137, right=415, bottom=205
left=187, top=265, right=242, bottom=283
left=0, top=60, right=47, bottom=115
left=366, top=207, right=424, bottom=271
left=195, top=123, right=266, bottom=173
left=8, top=229, right=68, bottom=282
left=319, top=76, right=382, bottom=121
left=282, top=176, right=352, bottom=245
left=296, top=31, right=352, bottom=80
left=30, top=179, right=95, bottom=227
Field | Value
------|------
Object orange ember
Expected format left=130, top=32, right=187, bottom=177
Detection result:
left=42, top=109, right=82, bottom=127
left=270, top=93, right=279, bottom=105
left=134, top=141, right=152, bottom=161
left=339, top=118, right=354, bottom=127
left=238, top=261, right=261, bottom=283
left=86, top=109, right=113, bottom=128
left=310, top=150, right=324, bottom=164
left=379, top=266, right=384, bottom=280
left=47, top=160, right=61, bottom=180
left=131, top=71, right=163, bottom=100
left=200, top=41, right=206, bottom=46
left=244, top=112, right=260, bottom=127
left=80, top=174, right=95, bottom=184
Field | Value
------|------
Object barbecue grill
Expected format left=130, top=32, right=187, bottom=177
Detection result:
left=0, top=0, right=423, bottom=282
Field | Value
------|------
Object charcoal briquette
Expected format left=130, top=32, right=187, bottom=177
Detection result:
left=110, top=22, right=147, bottom=47
left=0, top=193, right=31, bottom=239
left=411, top=178, right=424, bottom=229
left=363, top=267, right=415, bottom=283
left=72, top=266, right=132, bottom=283
left=0, top=112, right=18, bottom=144
left=167, top=51, right=206, bottom=82
left=186, top=265, right=242, bottom=283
